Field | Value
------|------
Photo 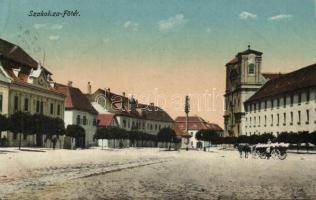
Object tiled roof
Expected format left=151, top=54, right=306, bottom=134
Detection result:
left=262, top=73, right=282, bottom=80
left=174, top=116, right=223, bottom=135
left=97, top=114, right=115, bottom=126
left=0, top=38, right=38, bottom=69
left=55, top=83, right=97, bottom=114
left=246, top=63, right=316, bottom=103
left=226, top=48, right=262, bottom=66
left=89, top=88, right=174, bottom=122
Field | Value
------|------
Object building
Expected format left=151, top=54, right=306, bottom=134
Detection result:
left=243, top=64, right=316, bottom=136
left=0, top=38, right=65, bottom=147
left=175, top=115, right=223, bottom=149
left=224, top=45, right=316, bottom=136
left=86, top=87, right=174, bottom=134
left=54, top=82, right=98, bottom=148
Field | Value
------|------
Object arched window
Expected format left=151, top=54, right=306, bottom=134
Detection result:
left=248, top=63, right=255, bottom=74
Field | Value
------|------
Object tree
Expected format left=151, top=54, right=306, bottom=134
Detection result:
left=311, top=131, right=316, bottom=146
left=277, top=132, right=291, bottom=143
left=66, top=124, right=85, bottom=149
left=94, top=127, right=114, bottom=149
left=0, top=114, right=9, bottom=147
left=299, top=131, right=311, bottom=152
left=257, top=133, right=275, bottom=144
left=8, top=112, right=33, bottom=150
left=157, top=127, right=176, bottom=150
left=0, top=114, right=9, bottom=135
left=237, top=135, right=249, bottom=144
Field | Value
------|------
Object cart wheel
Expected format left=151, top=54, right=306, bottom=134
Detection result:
left=278, top=152, right=287, bottom=160
left=271, top=149, right=279, bottom=159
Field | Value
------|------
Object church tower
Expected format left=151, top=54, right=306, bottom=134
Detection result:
left=224, top=46, right=263, bottom=136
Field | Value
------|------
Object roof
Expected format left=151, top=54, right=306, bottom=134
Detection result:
left=0, top=38, right=38, bottom=69
left=262, top=73, right=282, bottom=80
left=55, top=83, right=98, bottom=114
left=174, top=116, right=223, bottom=135
left=97, top=114, right=116, bottom=126
left=245, top=63, right=316, bottom=103
left=226, top=47, right=262, bottom=66
left=89, top=88, right=174, bottom=123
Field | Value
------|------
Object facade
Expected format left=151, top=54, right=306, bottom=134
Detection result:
left=0, top=38, right=65, bottom=147
left=54, top=82, right=98, bottom=148
left=175, top=116, right=223, bottom=149
left=224, top=46, right=316, bottom=137
left=223, top=46, right=265, bottom=137
left=243, top=64, right=316, bottom=136
left=86, top=87, right=174, bottom=135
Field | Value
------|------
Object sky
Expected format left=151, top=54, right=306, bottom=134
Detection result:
left=0, top=0, right=316, bottom=127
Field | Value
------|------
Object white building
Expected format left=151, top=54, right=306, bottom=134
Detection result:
left=0, top=38, right=65, bottom=147
left=243, top=64, right=316, bottom=136
left=175, top=116, right=223, bottom=149
left=86, top=87, right=174, bottom=135
left=55, top=82, right=98, bottom=148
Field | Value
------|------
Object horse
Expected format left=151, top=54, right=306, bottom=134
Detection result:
left=236, top=143, right=251, bottom=158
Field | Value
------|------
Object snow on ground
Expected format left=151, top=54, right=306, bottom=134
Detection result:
left=1, top=147, right=316, bottom=199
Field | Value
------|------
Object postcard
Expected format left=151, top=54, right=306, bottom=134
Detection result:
left=0, top=0, right=316, bottom=199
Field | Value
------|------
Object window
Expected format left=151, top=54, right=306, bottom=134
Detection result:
left=271, top=114, right=273, bottom=126
left=306, top=90, right=310, bottom=103
left=298, top=111, right=301, bottom=125
left=258, top=116, right=261, bottom=126
left=36, top=100, right=40, bottom=113
left=76, top=115, right=81, bottom=125
left=290, top=95, right=294, bottom=106
left=83, top=116, right=87, bottom=125
left=271, top=99, right=274, bottom=109
left=123, top=120, right=126, bottom=128
left=264, top=115, right=267, bottom=127
left=290, top=112, right=293, bottom=125
left=93, top=118, right=97, bottom=126
left=277, top=114, right=279, bottom=126
left=24, top=98, right=29, bottom=112
left=155, top=124, right=158, bottom=130
left=298, top=93, right=301, bottom=105
left=250, top=117, right=252, bottom=127
left=57, top=104, right=61, bottom=116
left=283, top=96, right=286, bottom=108
left=283, top=113, right=286, bottom=126
left=0, top=94, right=2, bottom=113
left=248, top=63, right=255, bottom=74
left=50, top=103, right=54, bottom=115
left=254, top=104, right=256, bottom=112
left=254, top=117, right=256, bottom=127
left=40, top=102, right=44, bottom=114
left=14, top=96, right=19, bottom=112
left=258, top=103, right=261, bottom=112
left=264, top=101, right=267, bottom=110
left=23, top=133, right=27, bottom=140
left=306, top=110, right=309, bottom=124
left=277, top=98, right=280, bottom=108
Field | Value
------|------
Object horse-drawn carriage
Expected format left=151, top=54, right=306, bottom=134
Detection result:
left=236, top=143, right=289, bottom=160
left=254, top=143, right=289, bottom=160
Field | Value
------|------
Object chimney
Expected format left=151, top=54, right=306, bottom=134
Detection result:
left=67, top=81, right=73, bottom=87
left=87, top=82, right=92, bottom=94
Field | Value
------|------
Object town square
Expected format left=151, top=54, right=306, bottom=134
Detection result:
left=1, top=0, right=316, bottom=199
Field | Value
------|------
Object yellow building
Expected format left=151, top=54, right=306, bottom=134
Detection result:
left=0, top=38, right=65, bottom=147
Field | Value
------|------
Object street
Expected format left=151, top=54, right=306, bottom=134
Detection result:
left=1, top=148, right=316, bottom=199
